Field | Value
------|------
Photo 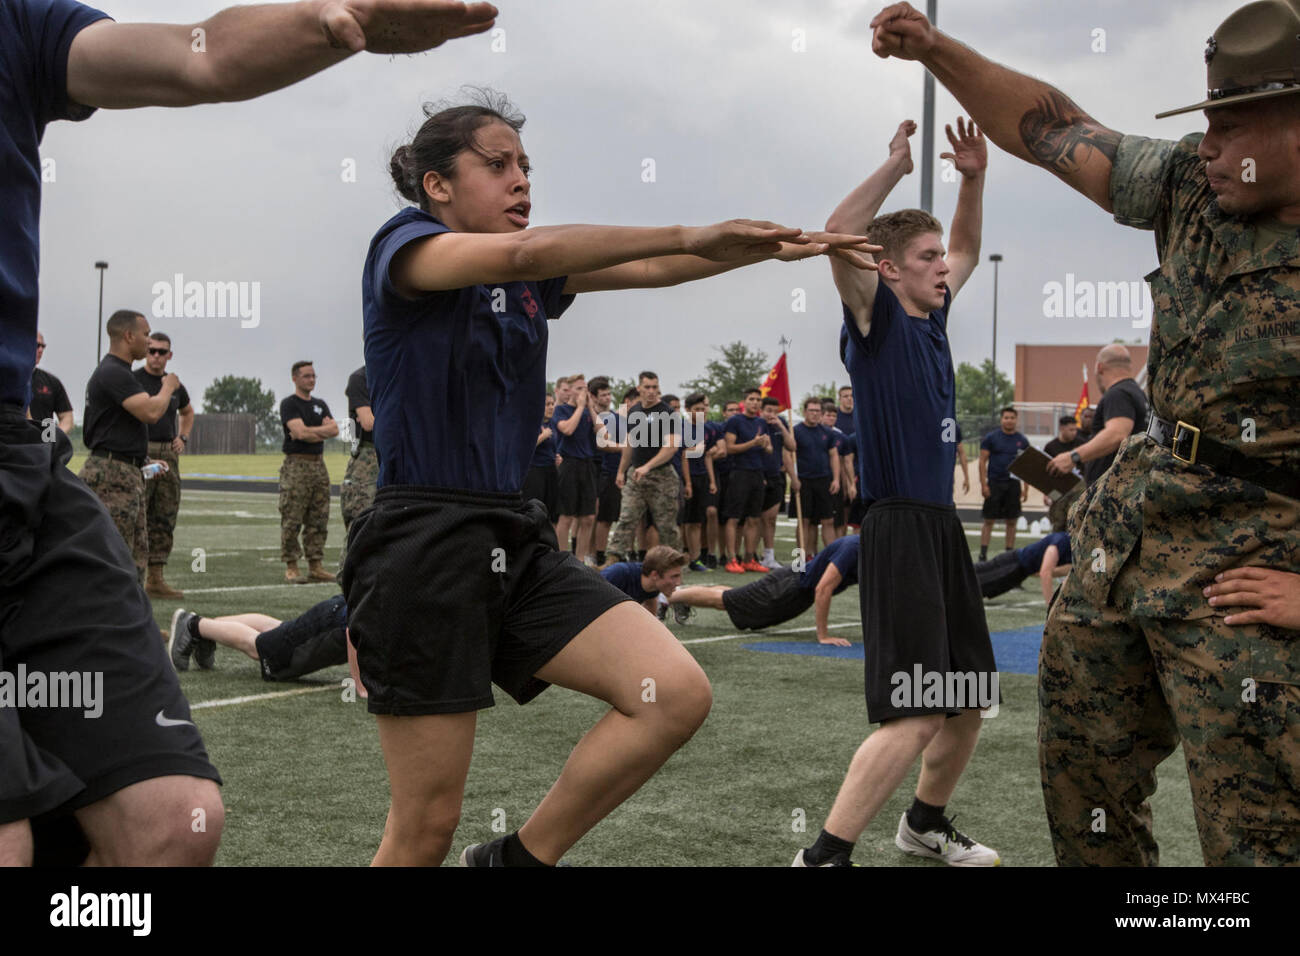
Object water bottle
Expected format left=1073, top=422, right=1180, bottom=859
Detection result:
left=142, top=462, right=166, bottom=480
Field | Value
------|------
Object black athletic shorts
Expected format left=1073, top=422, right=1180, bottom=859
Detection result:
left=858, top=498, right=998, bottom=723
left=721, top=567, right=814, bottom=630
left=596, top=469, right=622, bottom=524
left=723, top=468, right=765, bottom=521
left=830, top=487, right=847, bottom=526
left=342, top=485, right=632, bottom=714
left=791, top=475, right=834, bottom=522
left=522, top=463, right=559, bottom=524
left=974, top=549, right=1030, bottom=600
left=982, top=478, right=1022, bottom=520
left=0, top=407, right=220, bottom=831
left=556, top=457, right=598, bottom=517
left=762, top=473, right=785, bottom=512
left=682, top=477, right=715, bottom=524
left=255, top=593, right=349, bottom=681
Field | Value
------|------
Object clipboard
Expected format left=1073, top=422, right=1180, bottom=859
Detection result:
left=1009, top=447, right=1083, bottom=500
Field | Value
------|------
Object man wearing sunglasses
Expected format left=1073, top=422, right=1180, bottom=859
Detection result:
left=81, top=310, right=180, bottom=587
left=134, top=332, right=193, bottom=601
left=28, top=333, right=73, bottom=434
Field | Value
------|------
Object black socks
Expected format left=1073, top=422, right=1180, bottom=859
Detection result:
left=502, top=831, right=549, bottom=867
left=187, top=613, right=203, bottom=640
left=804, top=828, right=855, bottom=865
left=906, top=796, right=947, bottom=834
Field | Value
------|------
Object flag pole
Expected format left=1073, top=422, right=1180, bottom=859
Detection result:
left=778, top=336, right=806, bottom=560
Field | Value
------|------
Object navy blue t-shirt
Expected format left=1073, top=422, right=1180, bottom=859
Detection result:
left=530, top=425, right=557, bottom=469
left=841, top=283, right=956, bottom=505
left=799, top=534, right=859, bottom=592
left=714, top=416, right=737, bottom=475
left=793, top=422, right=835, bottom=479
left=724, top=412, right=766, bottom=470
left=552, top=402, right=599, bottom=460
left=2, top=0, right=111, bottom=408
left=363, top=208, right=575, bottom=492
left=980, top=429, right=1030, bottom=482
left=599, top=410, right=625, bottom=476
left=1015, top=532, right=1072, bottom=573
left=835, top=407, right=856, bottom=438
left=693, top=420, right=725, bottom=478
left=600, top=561, right=657, bottom=601
left=762, top=420, right=786, bottom=476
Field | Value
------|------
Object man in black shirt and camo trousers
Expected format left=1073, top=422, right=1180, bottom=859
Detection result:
left=279, top=360, right=337, bottom=583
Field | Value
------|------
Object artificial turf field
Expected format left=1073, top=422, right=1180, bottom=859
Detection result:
left=153, top=488, right=1204, bottom=867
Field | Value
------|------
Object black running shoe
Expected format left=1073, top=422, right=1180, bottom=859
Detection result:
left=168, top=609, right=196, bottom=672
left=460, top=837, right=508, bottom=867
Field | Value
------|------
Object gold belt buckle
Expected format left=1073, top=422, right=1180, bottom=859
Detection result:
left=1171, top=421, right=1200, bottom=465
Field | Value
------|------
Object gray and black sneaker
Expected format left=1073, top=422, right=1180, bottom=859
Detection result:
left=460, top=837, right=508, bottom=867
left=672, top=603, right=693, bottom=625
left=194, top=634, right=217, bottom=671
left=168, top=608, right=197, bottom=672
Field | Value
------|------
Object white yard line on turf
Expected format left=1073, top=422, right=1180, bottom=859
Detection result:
left=679, top=621, right=861, bottom=645
left=191, top=685, right=337, bottom=710
left=183, top=582, right=338, bottom=594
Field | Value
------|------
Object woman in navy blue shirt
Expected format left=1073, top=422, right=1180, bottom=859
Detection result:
left=345, top=93, right=877, bottom=867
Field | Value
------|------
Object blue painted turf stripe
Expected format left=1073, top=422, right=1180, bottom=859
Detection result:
left=740, top=625, right=1045, bottom=675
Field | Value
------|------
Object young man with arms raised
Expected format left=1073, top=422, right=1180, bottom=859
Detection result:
left=796, top=117, right=1002, bottom=867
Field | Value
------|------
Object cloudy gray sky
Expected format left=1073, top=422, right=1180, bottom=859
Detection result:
left=38, top=0, right=1232, bottom=418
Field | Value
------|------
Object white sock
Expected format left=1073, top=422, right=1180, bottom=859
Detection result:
left=763, top=548, right=774, bottom=561
left=657, top=593, right=669, bottom=606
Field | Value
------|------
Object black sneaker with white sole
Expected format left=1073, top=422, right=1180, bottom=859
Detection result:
left=460, top=837, right=507, bottom=867
left=168, top=608, right=196, bottom=672
left=672, top=603, right=693, bottom=625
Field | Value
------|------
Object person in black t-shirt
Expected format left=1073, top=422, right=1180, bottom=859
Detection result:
left=608, top=372, right=684, bottom=559
left=134, top=331, right=193, bottom=599
left=79, top=310, right=181, bottom=583
left=278, top=361, right=338, bottom=583
left=340, top=364, right=378, bottom=572
left=1041, top=415, right=1087, bottom=533
left=1042, top=415, right=1084, bottom=458
left=1046, top=345, right=1149, bottom=486
left=523, top=391, right=560, bottom=524
left=28, top=331, right=73, bottom=434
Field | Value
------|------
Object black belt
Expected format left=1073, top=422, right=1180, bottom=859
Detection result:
left=1145, top=415, right=1300, bottom=500
left=90, top=448, right=146, bottom=468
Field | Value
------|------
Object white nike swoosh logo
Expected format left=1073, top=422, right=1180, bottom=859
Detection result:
left=155, top=710, right=195, bottom=728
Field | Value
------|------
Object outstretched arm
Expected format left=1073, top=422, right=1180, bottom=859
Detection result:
left=942, top=118, right=987, bottom=300
left=68, top=1, right=498, bottom=108
left=827, top=120, right=916, bottom=337
left=813, top=568, right=851, bottom=646
left=871, top=3, right=1120, bottom=211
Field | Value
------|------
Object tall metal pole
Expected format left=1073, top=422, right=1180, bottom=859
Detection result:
left=920, top=0, right=938, bottom=213
left=94, top=261, right=108, bottom=363
left=989, top=253, right=1003, bottom=418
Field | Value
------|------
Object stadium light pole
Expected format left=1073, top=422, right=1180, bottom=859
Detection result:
left=94, top=260, right=108, bottom=363
left=989, top=253, right=1003, bottom=419
left=920, top=0, right=938, bottom=213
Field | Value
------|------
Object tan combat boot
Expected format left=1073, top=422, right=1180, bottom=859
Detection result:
left=145, top=565, right=184, bottom=599
left=307, top=560, right=336, bottom=583
left=285, top=561, right=303, bottom=583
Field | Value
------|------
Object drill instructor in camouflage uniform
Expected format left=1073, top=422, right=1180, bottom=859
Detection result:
left=80, top=310, right=181, bottom=586
left=136, top=331, right=193, bottom=599
left=873, top=0, right=1300, bottom=865
left=607, top=371, right=684, bottom=559
left=340, top=364, right=377, bottom=571
left=279, top=361, right=337, bottom=583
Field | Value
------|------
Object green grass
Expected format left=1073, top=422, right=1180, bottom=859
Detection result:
left=153, top=489, right=1202, bottom=866
left=66, top=452, right=353, bottom=480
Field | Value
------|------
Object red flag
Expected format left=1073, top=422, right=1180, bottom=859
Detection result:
left=759, top=353, right=792, bottom=411
left=1074, top=364, right=1089, bottom=425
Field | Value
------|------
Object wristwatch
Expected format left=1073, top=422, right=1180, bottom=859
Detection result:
left=1069, top=450, right=1082, bottom=466
left=180, top=435, right=189, bottom=445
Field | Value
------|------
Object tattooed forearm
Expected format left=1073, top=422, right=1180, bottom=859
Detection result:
left=1019, top=90, right=1121, bottom=175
